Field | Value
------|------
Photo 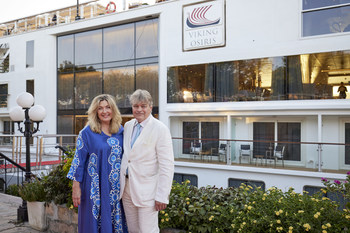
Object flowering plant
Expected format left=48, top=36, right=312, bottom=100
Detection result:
left=321, top=171, right=350, bottom=210
left=160, top=181, right=350, bottom=232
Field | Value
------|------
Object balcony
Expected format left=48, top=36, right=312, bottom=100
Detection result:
left=172, top=137, right=350, bottom=173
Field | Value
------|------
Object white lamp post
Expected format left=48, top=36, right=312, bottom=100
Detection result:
left=9, top=92, right=46, bottom=222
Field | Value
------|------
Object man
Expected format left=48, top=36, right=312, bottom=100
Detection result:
left=120, top=89, right=174, bottom=233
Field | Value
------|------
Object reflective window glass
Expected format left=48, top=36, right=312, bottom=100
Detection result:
left=167, top=64, right=214, bottom=103
left=183, top=122, right=199, bottom=154
left=303, top=0, right=350, bottom=10
left=57, top=35, right=74, bottom=71
left=58, top=73, right=74, bottom=110
left=75, top=70, right=102, bottom=109
left=75, top=30, right=102, bottom=65
left=136, top=63, right=159, bottom=106
left=167, top=50, right=350, bottom=103
left=57, top=115, right=74, bottom=144
left=303, top=6, right=350, bottom=36
left=136, top=19, right=158, bottom=58
left=104, top=66, right=134, bottom=108
left=26, top=40, right=34, bottom=68
left=0, top=84, right=8, bottom=108
left=104, top=23, right=134, bottom=62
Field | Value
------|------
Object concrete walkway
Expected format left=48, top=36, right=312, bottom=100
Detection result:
left=0, top=193, right=44, bottom=233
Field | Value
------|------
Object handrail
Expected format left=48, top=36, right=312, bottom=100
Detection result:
left=0, top=152, right=26, bottom=172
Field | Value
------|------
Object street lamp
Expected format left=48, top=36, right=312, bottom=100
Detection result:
left=9, top=92, right=46, bottom=222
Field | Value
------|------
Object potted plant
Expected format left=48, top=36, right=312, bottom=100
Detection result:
left=19, top=178, right=47, bottom=231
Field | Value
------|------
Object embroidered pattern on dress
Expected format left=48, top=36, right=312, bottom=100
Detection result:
left=67, top=133, right=84, bottom=181
left=88, top=153, right=101, bottom=224
left=107, top=137, right=124, bottom=232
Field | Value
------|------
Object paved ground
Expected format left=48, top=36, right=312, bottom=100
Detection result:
left=0, top=193, right=44, bottom=233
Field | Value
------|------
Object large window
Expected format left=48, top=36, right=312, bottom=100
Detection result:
left=302, top=0, right=350, bottom=37
left=182, top=121, right=219, bottom=154
left=0, top=84, right=8, bottom=108
left=57, top=18, right=159, bottom=134
left=253, top=122, right=301, bottom=161
left=345, top=123, right=350, bottom=164
left=26, top=40, right=34, bottom=68
left=168, top=50, right=350, bottom=103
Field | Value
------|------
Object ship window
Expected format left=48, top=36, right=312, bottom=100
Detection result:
left=304, top=185, right=348, bottom=209
left=135, top=19, right=158, bottom=59
left=0, top=84, right=8, bottom=108
left=26, top=40, right=34, bottom=68
left=345, top=123, right=350, bottom=164
left=182, top=121, right=219, bottom=154
left=228, top=178, right=265, bottom=191
left=253, top=122, right=301, bottom=161
left=302, top=0, right=350, bottom=36
left=174, top=173, right=198, bottom=187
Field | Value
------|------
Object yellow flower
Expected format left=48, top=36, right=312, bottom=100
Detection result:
left=165, top=213, right=168, bottom=217
left=303, top=223, right=311, bottom=231
left=185, top=180, right=190, bottom=184
left=70, top=205, right=74, bottom=209
left=326, top=223, right=331, bottom=228
left=314, top=212, right=320, bottom=218
left=276, top=220, right=281, bottom=224
left=253, top=220, right=257, bottom=224
left=231, top=224, right=235, bottom=229
left=289, top=226, right=293, bottom=230
left=186, top=201, right=190, bottom=205
left=322, top=231, right=327, bottom=233
left=275, top=211, right=280, bottom=216
left=161, top=219, right=164, bottom=223
left=248, top=206, right=252, bottom=210
left=322, top=225, right=327, bottom=229
left=321, top=188, right=327, bottom=194
left=209, top=215, right=214, bottom=221
left=298, top=210, right=304, bottom=214
left=186, top=197, right=190, bottom=201
left=346, top=215, right=350, bottom=219
left=166, top=218, right=169, bottom=222
left=262, top=197, right=266, bottom=201
left=230, top=209, right=234, bottom=213
left=160, top=210, right=165, bottom=214
left=322, top=197, right=329, bottom=201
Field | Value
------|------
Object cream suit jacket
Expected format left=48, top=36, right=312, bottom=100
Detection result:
left=120, top=116, right=174, bottom=207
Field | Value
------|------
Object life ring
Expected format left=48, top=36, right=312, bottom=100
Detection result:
left=106, top=1, right=116, bottom=14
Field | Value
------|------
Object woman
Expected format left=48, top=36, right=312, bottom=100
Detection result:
left=67, top=94, right=128, bottom=233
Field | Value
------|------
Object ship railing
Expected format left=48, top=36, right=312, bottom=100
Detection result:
left=172, top=137, right=350, bottom=173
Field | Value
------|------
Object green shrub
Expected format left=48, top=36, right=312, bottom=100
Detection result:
left=42, top=148, right=75, bottom=210
left=160, top=181, right=350, bottom=233
left=18, top=178, right=46, bottom=202
left=5, top=184, right=21, bottom=197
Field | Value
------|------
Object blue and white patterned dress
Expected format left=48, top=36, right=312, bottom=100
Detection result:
left=67, top=125, right=128, bottom=233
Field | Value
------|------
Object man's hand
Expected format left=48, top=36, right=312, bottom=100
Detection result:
left=72, top=181, right=81, bottom=207
left=155, top=201, right=167, bottom=211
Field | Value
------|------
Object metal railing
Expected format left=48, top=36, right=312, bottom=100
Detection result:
left=172, top=137, right=350, bottom=173
left=0, top=134, right=77, bottom=193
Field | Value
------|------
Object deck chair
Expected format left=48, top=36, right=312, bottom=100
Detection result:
left=239, top=144, right=252, bottom=164
left=273, top=145, right=285, bottom=167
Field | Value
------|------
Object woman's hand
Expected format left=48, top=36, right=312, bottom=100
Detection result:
left=72, top=181, right=81, bottom=207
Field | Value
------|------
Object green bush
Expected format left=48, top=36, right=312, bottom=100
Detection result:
left=6, top=184, right=21, bottom=197
left=160, top=181, right=350, bottom=233
left=18, top=178, right=46, bottom=202
left=42, top=148, right=75, bottom=210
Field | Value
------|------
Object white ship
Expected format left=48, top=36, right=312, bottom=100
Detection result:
left=0, top=0, right=350, bottom=194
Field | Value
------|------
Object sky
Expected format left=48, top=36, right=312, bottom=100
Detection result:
left=0, top=0, right=155, bottom=24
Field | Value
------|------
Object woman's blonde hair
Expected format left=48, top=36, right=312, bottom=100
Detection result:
left=87, top=94, right=122, bottom=134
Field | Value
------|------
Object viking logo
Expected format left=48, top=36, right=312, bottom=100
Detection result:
left=186, top=5, right=221, bottom=28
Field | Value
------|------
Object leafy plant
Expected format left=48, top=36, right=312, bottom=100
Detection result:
left=42, top=148, right=75, bottom=210
left=5, top=184, right=21, bottom=197
left=18, top=178, right=46, bottom=202
left=160, top=181, right=350, bottom=233
left=322, top=171, right=350, bottom=210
